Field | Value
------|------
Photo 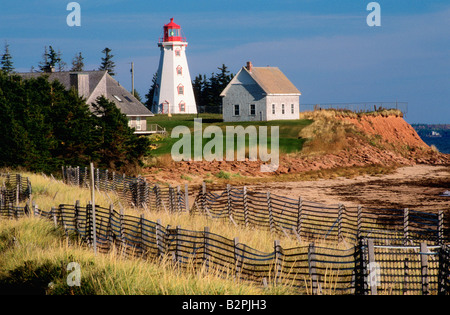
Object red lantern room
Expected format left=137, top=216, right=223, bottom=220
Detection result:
left=163, top=18, right=184, bottom=42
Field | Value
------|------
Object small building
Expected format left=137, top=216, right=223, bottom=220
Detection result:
left=220, top=62, right=301, bottom=122
left=18, top=70, right=155, bottom=134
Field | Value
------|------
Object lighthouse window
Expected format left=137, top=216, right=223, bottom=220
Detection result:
left=169, top=29, right=179, bottom=37
left=175, top=49, right=181, bottom=56
left=177, top=84, right=184, bottom=95
left=179, top=101, right=186, bottom=112
left=177, top=66, right=183, bottom=75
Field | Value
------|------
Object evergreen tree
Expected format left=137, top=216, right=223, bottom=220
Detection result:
left=144, top=72, right=158, bottom=110
left=71, top=52, right=85, bottom=72
left=132, top=89, right=142, bottom=103
left=0, top=42, right=14, bottom=74
left=56, top=49, right=67, bottom=72
left=99, top=47, right=116, bottom=76
left=191, top=65, right=233, bottom=109
left=38, top=46, right=61, bottom=72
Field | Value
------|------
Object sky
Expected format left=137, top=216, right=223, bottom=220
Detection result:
left=0, top=0, right=449, bottom=124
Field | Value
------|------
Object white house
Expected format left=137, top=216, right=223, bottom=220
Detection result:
left=220, top=62, right=301, bottom=122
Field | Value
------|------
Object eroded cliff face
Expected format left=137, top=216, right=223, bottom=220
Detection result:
left=339, top=114, right=429, bottom=150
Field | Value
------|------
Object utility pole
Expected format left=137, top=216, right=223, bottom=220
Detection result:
left=130, top=62, right=135, bottom=96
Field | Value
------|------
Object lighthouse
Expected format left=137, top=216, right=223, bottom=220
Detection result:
left=153, top=18, right=197, bottom=114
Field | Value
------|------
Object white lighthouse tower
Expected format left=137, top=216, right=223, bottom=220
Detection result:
left=153, top=18, right=197, bottom=114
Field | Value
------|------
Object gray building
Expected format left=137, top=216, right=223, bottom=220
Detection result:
left=220, top=62, right=301, bottom=122
left=18, top=70, right=154, bottom=134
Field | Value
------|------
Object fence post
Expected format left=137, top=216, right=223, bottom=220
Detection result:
left=105, top=169, right=109, bottom=191
left=226, top=184, right=232, bottom=218
left=357, top=205, right=363, bottom=240
left=338, top=203, right=344, bottom=241
left=202, top=182, right=206, bottom=214
left=108, top=204, right=114, bottom=249
left=119, top=208, right=125, bottom=249
left=308, top=242, right=318, bottom=295
left=403, top=208, right=409, bottom=244
left=175, top=225, right=181, bottom=264
left=96, top=168, right=100, bottom=190
left=168, top=185, right=174, bottom=213
left=177, top=186, right=182, bottom=213
left=204, top=226, right=210, bottom=271
left=274, top=240, right=281, bottom=284
left=367, top=239, right=378, bottom=296
left=33, top=202, right=38, bottom=217
left=243, top=186, right=249, bottom=228
left=158, top=184, right=164, bottom=212
left=76, top=166, right=80, bottom=187
left=51, top=207, right=57, bottom=228
left=15, top=183, right=19, bottom=206
left=234, top=237, right=241, bottom=278
left=267, top=192, right=274, bottom=233
left=420, top=242, right=429, bottom=295
left=59, top=204, right=66, bottom=234
left=156, top=219, right=163, bottom=257
left=297, top=197, right=303, bottom=238
left=74, top=200, right=80, bottom=237
left=185, top=184, right=189, bottom=213
left=438, top=210, right=444, bottom=245
left=140, top=214, right=145, bottom=258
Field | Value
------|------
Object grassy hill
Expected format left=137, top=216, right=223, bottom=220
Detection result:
left=146, top=114, right=313, bottom=157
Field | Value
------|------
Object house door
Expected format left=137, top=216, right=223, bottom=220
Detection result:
left=162, top=101, right=170, bottom=114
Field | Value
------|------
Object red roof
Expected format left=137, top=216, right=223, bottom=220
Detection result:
left=165, top=18, right=180, bottom=29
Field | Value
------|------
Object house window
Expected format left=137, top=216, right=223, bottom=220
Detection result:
left=272, top=104, right=276, bottom=115
left=282, top=104, right=285, bottom=115
left=113, top=95, right=123, bottom=102
left=291, top=104, right=295, bottom=114
left=136, top=117, right=141, bottom=130
left=177, top=84, right=184, bottom=95
left=250, top=104, right=256, bottom=116
left=177, top=66, right=183, bottom=75
left=234, top=104, right=240, bottom=116
left=179, top=101, right=186, bottom=112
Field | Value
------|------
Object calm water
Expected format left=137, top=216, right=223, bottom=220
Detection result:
left=414, top=128, right=450, bottom=154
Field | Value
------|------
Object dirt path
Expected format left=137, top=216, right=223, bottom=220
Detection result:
left=246, top=165, right=450, bottom=212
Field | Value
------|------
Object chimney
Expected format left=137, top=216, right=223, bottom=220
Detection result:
left=43, top=65, right=56, bottom=73
left=246, top=61, right=253, bottom=72
left=70, top=73, right=90, bottom=100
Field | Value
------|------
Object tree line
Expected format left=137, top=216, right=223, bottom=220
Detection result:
left=2, top=42, right=233, bottom=109
left=0, top=42, right=115, bottom=76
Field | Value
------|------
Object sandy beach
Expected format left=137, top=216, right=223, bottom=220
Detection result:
left=247, top=165, right=450, bottom=212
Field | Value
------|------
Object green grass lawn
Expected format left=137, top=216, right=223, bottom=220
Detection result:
left=147, top=114, right=313, bottom=157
